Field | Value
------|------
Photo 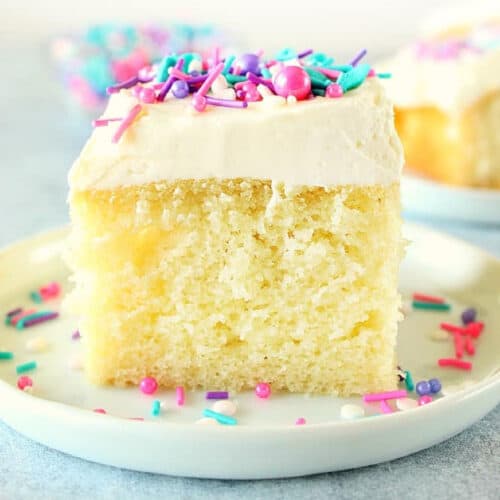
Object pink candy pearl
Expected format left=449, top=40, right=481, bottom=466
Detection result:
left=139, top=87, right=156, bottom=104
left=326, top=83, right=343, bottom=98
left=296, top=417, right=306, bottom=425
left=273, top=66, right=311, bottom=100
left=93, top=408, right=107, bottom=414
left=140, top=376, right=158, bottom=395
left=368, top=68, right=376, bottom=77
left=17, top=376, right=33, bottom=390
left=255, top=382, right=271, bottom=399
left=192, top=93, right=207, bottom=112
left=418, top=395, right=433, bottom=406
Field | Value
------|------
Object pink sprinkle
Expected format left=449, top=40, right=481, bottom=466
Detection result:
left=367, top=68, right=376, bottom=77
left=169, top=67, right=190, bottom=80
left=438, top=358, right=472, bottom=370
left=380, top=400, right=393, bottom=414
left=255, top=382, right=271, bottom=399
left=111, top=104, right=142, bottom=144
left=465, top=336, right=475, bottom=355
left=440, top=322, right=465, bottom=334
left=195, top=62, right=224, bottom=98
left=140, top=376, right=158, bottom=395
left=454, top=332, right=464, bottom=358
left=17, top=376, right=33, bottom=390
left=72, top=330, right=81, bottom=340
left=92, top=118, right=123, bottom=127
left=466, top=321, right=484, bottom=338
left=10, top=309, right=36, bottom=326
left=157, top=57, right=184, bottom=102
left=93, top=408, right=107, bottom=414
left=414, top=293, right=446, bottom=304
left=310, top=66, right=342, bottom=80
left=128, top=417, right=144, bottom=421
left=205, top=96, right=248, bottom=109
left=40, top=282, right=61, bottom=300
left=363, top=390, right=407, bottom=403
left=176, top=386, right=185, bottom=406
left=418, top=395, right=433, bottom=406
left=295, top=417, right=306, bottom=425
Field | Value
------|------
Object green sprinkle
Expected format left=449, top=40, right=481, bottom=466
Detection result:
left=326, top=64, right=353, bottom=72
left=275, top=47, right=297, bottom=61
left=312, top=88, right=326, bottom=97
left=412, top=301, right=451, bottom=311
left=225, top=74, right=247, bottom=85
left=404, top=370, right=415, bottom=392
left=0, top=351, right=14, bottom=360
left=16, top=311, right=55, bottom=330
left=337, top=63, right=371, bottom=92
left=304, top=68, right=332, bottom=89
left=260, top=66, right=272, bottom=79
left=151, top=400, right=161, bottom=417
left=30, top=291, right=43, bottom=304
left=223, top=55, right=236, bottom=74
left=376, top=72, right=392, bottom=79
left=156, top=55, right=177, bottom=83
left=16, top=360, right=37, bottom=374
left=203, top=408, right=237, bottom=425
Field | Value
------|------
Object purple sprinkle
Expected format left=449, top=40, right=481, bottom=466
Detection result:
left=186, top=74, right=209, bottom=84
left=205, top=96, right=248, bottom=109
left=6, top=307, right=22, bottom=318
left=23, top=312, right=59, bottom=328
left=461, top=308, right=477, bottom=325
left=246, top=72, right=275, bottom=91
left=72, top=330, right=81, bottom=340
left=297, top=48, right=314, bottom=58
left=107, top=76, right=139, bottom=95
left=350, top=49, right=368, bottom=67
left=206, top=391, right=229, bottom=400
left=157, top=57, right=184, bottom=102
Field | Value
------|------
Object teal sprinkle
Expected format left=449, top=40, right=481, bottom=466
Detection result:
left=30, top=291, right=43, bottom=304
left=305, top=52, right=334, bottom=68
left=0, top=352, right=14, bottom=360
left=337, top=63, right=371, bottom=92
left=376, top=72, right=392, bottom=79
left=16, top=311, right=55, bottom=330
left=326, top=64, right=353, bottom=72
left=304, top=68, right=332, bottom=89
left=260, top=66, right=272, bottom=79
left=404, top=371, right=415, bottom=392
left=223, top=55, right=236, bottom=74
left=203, top=408, right=237, bottom=426
left=412, top=301, right=451, bottom=311
left=225, top=74, right=247, bottom=85
left=151, top=400, right=161, bottom=417
left=312, top=88, right=326, bottom=96
left=16, top=360, right=37, bottom=374
left=156, top=55, right=178, bottom=83
left=275, top=48, right=298, bottom=61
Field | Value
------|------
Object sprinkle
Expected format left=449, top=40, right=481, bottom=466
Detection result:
left=380, top=400, right=393, bottom=414
left=72, top=330, right=81, bottom=340
left=16, top=311, right=59, bottom=330
left=111, top=104, right=142, bottom=144
left=157, top=55, right=178, bottom=83
left=222, top=55, right=236, bottom=74
left=30, top=291, right=43, bottom=303
left=396, top=398, right=418, bottom=411
left=195, top=62, right=224, bottom=98
left=107, top=76, right=139, bottom=94
left=17, top=376, right=33, bottom=390
left=168, top=67, right=191, bottom=80
left=440, top=322, right=464, bottom=334
left=312, top=88, right=326, bottom=97
left=16, top=361, right=37, bottom=374
left=363, top=390, right=407, bottom=402
left=196, top=417, right=220, bottom=425
left=255, top=382, right=271, bottom=399
left=206, top=391, right=229, bottom=400
left=337, top=64, right=371, bottom=92
left=26, top=337, right=48, bottom=353
left=349, top=48, right=367, bottom=66
left=304, top=67, right=332, bottom=88
left=93, top=117, right=123, bottom=127
left=128, top=417, right=144, bottom=421
left=429, top=378, right=442, bottom=393
left=0, top=351, right=14, bottom=360
left=225, top=74, right=247, bottom=85
left=295, top=417, right=307, bottom=425
left=404, top=371, right=415, bottom=391
left=212, top=400, right=237, bottom=416
left=39, top=281, right=61, bottom=300
left=205, top=96, right=248, bottom=108
left=310, top=66, right=342, bottom=80
left=340, top=404, right=365, bottom=419
left=157, top=57, right=185, bottom=101
left=412, top=301, right=451, bottom=311
left=202, top=408, right=237, bottom=425
left=151, top=399, right=161, bottom=417
left=7, top=309, right=36, bottom=326
left=430, top=328, right=449, bottom=341
left=454, top=332, right=464, bottom=358
left=246, top=72, right=274, bottom=91
left=418, top=395, right=433, bottom=405
left=464, top=336, right=475, bottom=355
left=416, top=380, right=431, bottom=396
left=412, top=293, right=446, bottom=304
left=376, top=72, right=392, bottom=79
left=6, top=307, right=22, bottom=318
left=176, top=386, right=185, bottom=406
left=461, top=308, right=477, bottom=325
left=260, top=66, right=272, bottom=79
left=438, top=358, right=472, bottom=370
left=139, top=376, right=158, bottom=395
left=465, top=321, right=484, bottom=338
left=93, top=408, right=107, bottom=414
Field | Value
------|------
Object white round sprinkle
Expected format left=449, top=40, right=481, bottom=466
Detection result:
left=396, top=398, right=418, bottom=411
left=26, top=336, right=49, bottom=353
left=400, top=299, right=412, bottom=316
left=429, top=329, right=449, bottom=341
left=23, top=386, right=34, bottom=395
left=195, top=418, right=220, bottom=425
left=211, top=400, right=237, bottom=416
left=340, top=404, right=365, bottom=419
left=68, top=356, right=83, bottom=371
left=287, top=95, right=297, bottom=105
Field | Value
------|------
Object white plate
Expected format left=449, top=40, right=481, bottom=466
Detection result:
left=0, top=225, right=499, bottom=479
left=402, top=172, right=500, bottom=224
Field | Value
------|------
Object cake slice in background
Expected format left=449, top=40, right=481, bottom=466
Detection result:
left=66, top=48, right=404, bottom=395
left=382, top=15, right=500, bottom=188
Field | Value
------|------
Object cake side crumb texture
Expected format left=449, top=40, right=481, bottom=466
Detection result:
left=67, top=179, right=402, bottom=395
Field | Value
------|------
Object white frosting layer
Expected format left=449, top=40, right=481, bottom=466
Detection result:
left=381, top=44, right=500, bottom=114
left=69, top=78, right=403, bottom=191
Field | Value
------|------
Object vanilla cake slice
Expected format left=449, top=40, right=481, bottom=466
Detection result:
left=66, top=49, right=404, bottom=395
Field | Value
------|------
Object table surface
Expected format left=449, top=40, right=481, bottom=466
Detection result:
left=0, top=42, right=499, bottom=500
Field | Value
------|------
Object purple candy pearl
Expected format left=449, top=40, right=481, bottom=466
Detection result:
left=461, top=307, right=477, bottom=325
left=416, top=380, right=431, bottom=396
left=429, top=378, right=442, bottom=394
left=237, top=53, right=260, bottom=75
left=189, top=70, right=200, bottom=77
left=172, top=79, right=190, bottom=98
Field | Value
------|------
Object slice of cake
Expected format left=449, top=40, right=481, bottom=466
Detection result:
left=382, top=19, right=500, bottom=188
left=66, top=48, right=404, bottom=395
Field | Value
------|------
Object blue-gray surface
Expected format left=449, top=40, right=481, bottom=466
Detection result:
left=0, top=41, right=499, bottom=500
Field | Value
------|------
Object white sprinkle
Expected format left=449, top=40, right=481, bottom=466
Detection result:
left=195, top=417, right=221, bottom=425
left=400, top=298, right=412, bottom=316
left=429, top=329, right=449, bottom=341
left=212, top=400, right=237, bottom=416
left=211, top=74, right=228, bottom=93
left=23, top=386, right=34, bottom=395
left=287, top=95, right=297, bottom=105
left=340, top=404, right=365, bottom=419
left=68, top=355, right=83, bottom=371
left=26, top=336, right=49, bottom=353
left=396, top=397, right=418, bottom=411
left=160, top=401, right=168, bottom=409
left=257, top=84, right=273, bottom=97
left=262, top=95, right=286, bottom=107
